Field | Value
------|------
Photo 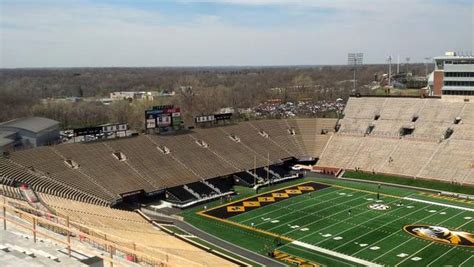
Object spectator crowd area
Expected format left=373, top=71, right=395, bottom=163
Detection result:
left=318, top=96, right=474, bottom=186
left=252, top=99, right=345, bottom=118
left=0, top=118, right=336, bottom=206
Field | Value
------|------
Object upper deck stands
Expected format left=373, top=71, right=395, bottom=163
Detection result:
left=10, top=147, right=117, bottom=203
left=295, top=118, right=336, bottom=157
left=319, top=97, right=474, bottom=186
left=219, top=123, right=289, bottom=162
left=417, top=101, right=464, bottom=123
left=54, top=142, right=155, bottom=195
left=1, top=119, right=335, bottom=205
left=379, top=98, right=424, bottom=121
left=342, top=97, right=385, bottom=119
left=339, top=118, right=372, bottom=135
left=191, top=127, right=266, bottom=170
left=152, top=134, right=238, bottom=179
left=249, top=119, right=304, bottom=158
left=106, top=135, right=199, bottom=189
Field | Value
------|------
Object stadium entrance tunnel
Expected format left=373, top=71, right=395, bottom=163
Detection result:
left=113, top=190, right=149, bottom=209
left=296, top=158, right=316, bottom=165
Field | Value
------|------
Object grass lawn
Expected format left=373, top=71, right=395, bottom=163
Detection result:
left=373, top=87, right=421, bottom=96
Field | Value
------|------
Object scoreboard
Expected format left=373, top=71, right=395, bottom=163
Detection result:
left=73, top=123, right=128, bottom=137
left=195, top=112, right=233, bottom=126
left=145, top=105, right=182, bottom=131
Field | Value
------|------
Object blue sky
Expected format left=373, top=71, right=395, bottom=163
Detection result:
left=0, top=0, right=472, bottom=68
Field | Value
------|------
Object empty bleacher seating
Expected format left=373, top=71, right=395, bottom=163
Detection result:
left=254, top=167, right=271, bottom=180
left=269, top=165, right=290, bottom=177
left=166, top=186, right=197, bottom=203
left=186, top=181, right=217, bottom=198
left=318, top=97, right=474, bottom=186
left=207, top=177, right=234, bottom=193
left=233, top=171, right=257, bottom=186
left=37, top=194, right=234, bottom=266
left=1, top=118, right=336, bottom=205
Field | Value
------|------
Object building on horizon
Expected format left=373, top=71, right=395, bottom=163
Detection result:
left=0, top=117, right=60, bottom=154
left=429, top=51, right=474, bottom=101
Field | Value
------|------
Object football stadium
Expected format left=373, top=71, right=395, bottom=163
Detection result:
left=1, top=95, right=473, bottom=266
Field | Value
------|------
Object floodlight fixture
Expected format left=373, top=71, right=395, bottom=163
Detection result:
left=348, top=53, right=364, bottom=92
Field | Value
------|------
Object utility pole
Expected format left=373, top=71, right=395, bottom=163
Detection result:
left=254, top=155, right=257, bottom=185
left=406, top=57, right=410, bottom=74
left=397, top=55, right=400, bottom=74
left=267, top=152, right=270, bottom=183
left=387, top=56, right=392, bottom=87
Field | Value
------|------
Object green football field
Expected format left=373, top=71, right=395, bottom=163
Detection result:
left=184, top=177, right=474, bottom=266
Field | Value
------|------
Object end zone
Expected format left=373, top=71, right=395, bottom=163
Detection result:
left=202, top=182, right=330, bottom=219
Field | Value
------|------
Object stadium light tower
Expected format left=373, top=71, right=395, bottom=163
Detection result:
left=387, top=56, right=392, bottom=87
left=348, top=53, right=364, bottom=93
left=424, top=57, right=431, bottom=76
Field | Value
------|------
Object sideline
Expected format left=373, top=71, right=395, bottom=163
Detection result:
left=292, top=240, right=383, bottom=267
left=403, top=197, right=474, bottom=212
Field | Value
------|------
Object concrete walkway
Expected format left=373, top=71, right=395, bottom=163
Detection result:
left=173, top=220, right=286, bottom=267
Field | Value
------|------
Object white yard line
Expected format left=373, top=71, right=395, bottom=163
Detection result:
left=426, top=246, right=457, bottom=267
left=393, top=208, right=471, bottom=266
left=332, top=200, right=427, bottom=250
left=394, top=242, right=433, bottom=267
left=459, top=255, right=474, bottom=267
left=403, top=197, right=474, bottom=212
left=455, top=218, right=473, bottom=230
left=237, top=186, right=342, bottom=223
left=352, top=205, right=452, bottom=257
left=292, top=240, right=383, bottom=267
left=313, top=198, right=413, bottom=245
left=293, top=197, right=409, bottom=246
left=371, top=207, right=461, bottom=262
left=275, top=192, right=373, bottom=234
left=372, top=236, right=413, bottom=261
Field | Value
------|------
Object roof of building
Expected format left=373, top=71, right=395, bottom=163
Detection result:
left=0, top=137, right=15, bottom=147
left=434, top=55, right=474, bottom=60
left=0, top=117, right=59, bottom=134
left=0, top=131, right=16, bottom=147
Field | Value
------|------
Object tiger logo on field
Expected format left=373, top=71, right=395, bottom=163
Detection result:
left=404, top=225, right=474, bottom=247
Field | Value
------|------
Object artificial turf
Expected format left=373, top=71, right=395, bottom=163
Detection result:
left=182, top=177, right=474, bottom=266
left=343, top=170, right=474, bottom=195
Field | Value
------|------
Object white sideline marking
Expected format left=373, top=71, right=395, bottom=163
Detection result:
left=403, top=197, right=474, bottom=212
left=292, top=240, right=383, bottom=267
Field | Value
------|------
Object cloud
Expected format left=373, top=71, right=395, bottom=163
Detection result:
left=196, top=15, right=222, bottom=25
left=0, top=0, right=472, bottom=68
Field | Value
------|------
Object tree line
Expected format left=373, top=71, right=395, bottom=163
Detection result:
left=0, top=64, right=429, bottom=130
